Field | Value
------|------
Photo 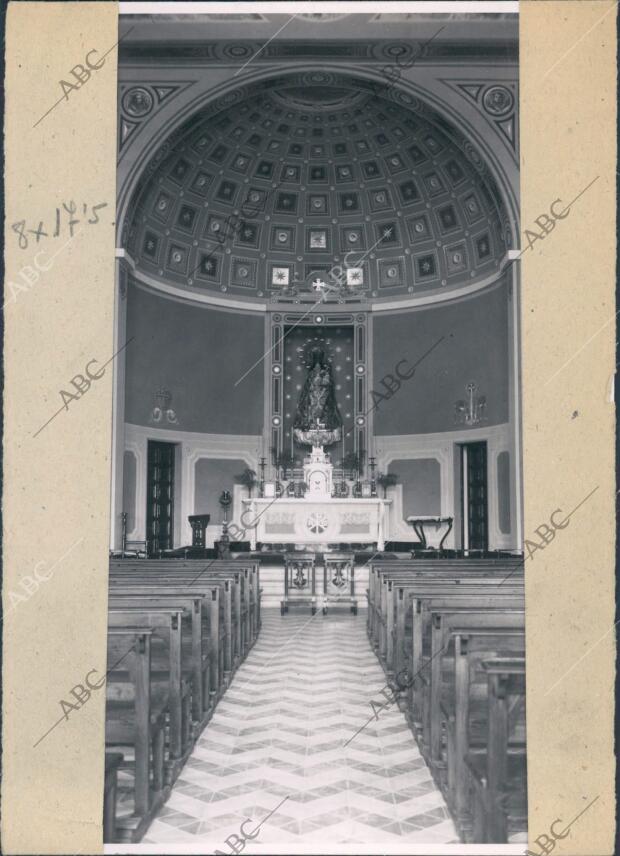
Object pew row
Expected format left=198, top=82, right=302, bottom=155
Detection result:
left=104, top=559, right=262, bottom=843
left=367, top=558, right=526, bottom=844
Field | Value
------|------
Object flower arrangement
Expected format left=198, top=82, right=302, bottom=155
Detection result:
left=342, top=450, right=365, bottom=480
left=235, top=468, right=258, bottom=497
left=376, top=472, right=398, bottom=498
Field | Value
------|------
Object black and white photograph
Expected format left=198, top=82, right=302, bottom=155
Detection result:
left=104, top=5, right=525, bottom=852
left=4, top=0, right=618, bottom=853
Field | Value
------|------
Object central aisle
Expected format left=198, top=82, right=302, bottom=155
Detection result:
left=144, top=609, right=457, bottom=849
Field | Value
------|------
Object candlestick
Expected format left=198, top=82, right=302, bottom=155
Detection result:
left=259, top=456, right=266, bottom=496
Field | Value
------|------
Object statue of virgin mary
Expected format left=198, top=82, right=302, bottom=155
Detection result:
left=293, top=346, right=342, bottom=445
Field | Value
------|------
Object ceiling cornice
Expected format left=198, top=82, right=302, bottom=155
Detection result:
left=119, top=39, right=518, bottom=66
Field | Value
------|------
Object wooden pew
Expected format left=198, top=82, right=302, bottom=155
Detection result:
left=108, top=589, right=215, bottom=726
left=110, top=558, right=260, bottom=647
left=105, top=560, right=263, bottom=841
left=466, top=657, right=527, bottom=842
left=110, top=560, right=260, bottom=667
left=105, top=627, right=168, bottom=842
left=365, top=558, right=526, bottom=844
left=368, top=557, right=524, bottom=657
left=108, top=605, right=193, bottom=765
left=434, top=614, right=525, bottom=838
left=110, top=569, right=237, bottom=677
left=380, top=572, right=524, bottom=674
left=104, top=751, right=124, bottom=843
left=408, top=591, right=524, bottom=733
left=368, top=556, right=517, bottom=631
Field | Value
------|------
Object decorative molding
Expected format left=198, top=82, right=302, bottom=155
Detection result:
left=118, top=81, right=195, bottom=153
left=119, top=39, right=518, bottom=66
left=124, top=247, right=513, bottom=315
left=124, top=423, right=261, bottom=546
left=444, top=79, right=519, bottom=159
left=375, top=422, right=516, bottom=550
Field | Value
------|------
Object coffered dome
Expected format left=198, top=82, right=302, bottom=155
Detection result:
left=123, top=73, right=510, bottom=304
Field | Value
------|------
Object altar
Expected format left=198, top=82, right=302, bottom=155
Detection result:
left=241, top=496, right=391, bottom=551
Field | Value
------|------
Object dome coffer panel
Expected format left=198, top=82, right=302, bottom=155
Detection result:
left=124, top=77, right=509, bottom=303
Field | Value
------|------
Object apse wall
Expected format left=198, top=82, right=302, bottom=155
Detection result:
left=372, top=275, right=516, bottom=550
left=372, top=277, right=509, bottom=435
left=125, top=279, right=264, bottom=433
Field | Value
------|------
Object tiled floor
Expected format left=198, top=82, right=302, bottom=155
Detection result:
left=144, top=608, right=458, bottom=850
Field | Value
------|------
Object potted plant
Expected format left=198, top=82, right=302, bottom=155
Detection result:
left=235, top=467, right=258, bottom=498
left=342, top=451, right=360, bottom=481
left=279, top=452, right=295, bottom=480
left=377, top=472, right=398, bottom=499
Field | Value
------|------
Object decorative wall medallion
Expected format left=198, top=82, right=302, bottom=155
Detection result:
left=447, top=79, right=518, bottom=156
left=482, top=85, right=514, bottom=117
left=122, top=87, right=154, bottom=118
left=118, top=83, right=189, bottom=152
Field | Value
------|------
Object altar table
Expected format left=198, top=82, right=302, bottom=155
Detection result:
left=241, top=497, right=391, bottom=551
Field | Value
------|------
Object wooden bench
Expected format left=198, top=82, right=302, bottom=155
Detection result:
left=108, top=589, right=216, bottom=726
left=105, top=627, right=168, bottom=843
left=110, top=558, right=261, bottom=633
left=466, top=657, right=527, bottom=843
left=374, top=569, right=524, bottom=672
left=409, top=591, right=524, bottom=731
left=365, top=561, right=527, bottom=845
left=105, top=558, right=263, bottom=839
left=103, top=751, right=124, bottom=842
left=110, top=569, right=240, bottom=676
left=108, top=605, right=193, bottom=765
left=110, top=559, right=260, bottom=660
left=368, top=557, right=524, bottom=651
left=434, top=613, right=525, bottom=831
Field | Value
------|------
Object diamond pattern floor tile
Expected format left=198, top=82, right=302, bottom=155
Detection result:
left=146, top=609, right=457, bottom=849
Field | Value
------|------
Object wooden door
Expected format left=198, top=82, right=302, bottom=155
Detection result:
left=146, top=441, right=175, bottom=555
left=461, top=442, right=488, bottom=552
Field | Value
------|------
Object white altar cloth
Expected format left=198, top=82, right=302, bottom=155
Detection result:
left=241, top=497, right=391, bottom=551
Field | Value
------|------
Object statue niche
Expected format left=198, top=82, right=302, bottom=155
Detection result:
left=293, top=346, right=342, bottom=499
left=293, top=346, right=342, bottom=447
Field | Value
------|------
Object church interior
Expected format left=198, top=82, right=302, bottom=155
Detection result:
left=105, top=11, right=525, bottom=851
